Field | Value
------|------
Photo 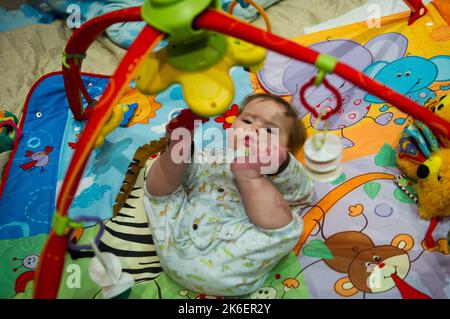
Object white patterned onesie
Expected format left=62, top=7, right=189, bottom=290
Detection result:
left=143, top=152, right=314, bottom=296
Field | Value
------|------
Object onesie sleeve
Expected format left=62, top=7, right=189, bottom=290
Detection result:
left=267, top=153, right=314, bottom=205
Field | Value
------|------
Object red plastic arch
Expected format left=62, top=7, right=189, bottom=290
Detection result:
left=63, top=7, right=143, bottom=120
left=34, top=19, right=163, bottom=299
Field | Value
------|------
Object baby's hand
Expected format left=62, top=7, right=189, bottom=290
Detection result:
left=231, top=141, right=288, bottom=181
left=165, top=109, right=209, bottom=144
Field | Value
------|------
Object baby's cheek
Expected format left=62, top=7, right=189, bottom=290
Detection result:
left=264, top=134, right=282, bottom=152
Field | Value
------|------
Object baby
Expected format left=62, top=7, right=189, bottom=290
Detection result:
left=144, top=93, right=314, bottom=296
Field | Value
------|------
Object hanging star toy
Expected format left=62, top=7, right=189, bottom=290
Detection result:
left=135, top=32, right=266, bottom=118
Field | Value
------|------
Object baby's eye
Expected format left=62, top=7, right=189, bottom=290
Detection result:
left=264, top=127, right=278, bottom=134
left=242, top=119, right=252, bottom=124
left=262, top=128, right=272, bottom=134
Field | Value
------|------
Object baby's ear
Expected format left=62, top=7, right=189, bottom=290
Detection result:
left=391, top=234, right=414, bottom=252
left=334, top=277, right=359, bottom=297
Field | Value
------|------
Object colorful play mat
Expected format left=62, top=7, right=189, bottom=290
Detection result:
left=0, top=0, right=449, bottom=299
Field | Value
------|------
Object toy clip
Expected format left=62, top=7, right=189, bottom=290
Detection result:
left=66, top=216, right=105, bottom=251
left=314, top=54, right=338, bottom=86
left=52, top=213, right=84, bottom=236
left=62, top=51, right=86, bottom=69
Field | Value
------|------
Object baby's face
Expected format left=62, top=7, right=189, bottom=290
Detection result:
left=230, top=99, right=292, bottom=149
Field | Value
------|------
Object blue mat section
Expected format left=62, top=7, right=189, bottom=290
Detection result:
left=0, top=74, right=108, bottom=239
left=0, top=67, right=253, bottom=240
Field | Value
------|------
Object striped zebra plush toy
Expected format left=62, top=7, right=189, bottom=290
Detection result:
left=69, top=138, right=167, bottom=283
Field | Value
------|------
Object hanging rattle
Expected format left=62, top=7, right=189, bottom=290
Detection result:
left=67, top=216, right=134, bottom=299
left=300, top=54, right=344, bottom=182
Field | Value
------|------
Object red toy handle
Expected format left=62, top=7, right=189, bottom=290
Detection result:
left=166, top=109, right=209, bottom=134
left=423, top=217, right=440, bottom=249
left=299, top=77, right=343, bottom=121
left=403, top=0, right=428, bottom=25
left=33, top=24, right=164, bottom=299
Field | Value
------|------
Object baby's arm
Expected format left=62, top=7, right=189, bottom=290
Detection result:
left=234, top=174, right=293, bottom=230
left=146, top=142, right=191, bottom=196
left=146, top=109, right=207, bottom=196
left=231, top=146, right=291, bottom=229
left=267, top=153, right=314, bottom=205
left=232, top=147, right=313, bottom=230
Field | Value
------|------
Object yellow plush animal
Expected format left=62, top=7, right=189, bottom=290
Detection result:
left=416, top=148, right=450, bottom=219
left=397, top=94, right=450, bottom=181
left=396, top=150, right=420, bottom=182
left=429, top=94, right=450, bottom=148
left=396, top=94, right=450, bottom=220
left=429, top=94, right=450, bottom=122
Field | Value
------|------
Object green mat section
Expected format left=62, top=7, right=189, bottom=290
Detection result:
left=0, top=234, right=47, bottom=298
left=3, top=226, right=309, bottom=299
left=124, top=252, right=309, bottom=299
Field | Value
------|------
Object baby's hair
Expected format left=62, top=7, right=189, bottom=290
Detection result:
left=239, top=93, right=307, bottom=153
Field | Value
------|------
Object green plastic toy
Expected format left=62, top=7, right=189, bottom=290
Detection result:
left=141, top=0, right=221, bottom=44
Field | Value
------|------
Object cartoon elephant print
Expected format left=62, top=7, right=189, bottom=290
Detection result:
left=363, top=55, right=450, bottom=105
left=258, top=33, right=410, bottom=148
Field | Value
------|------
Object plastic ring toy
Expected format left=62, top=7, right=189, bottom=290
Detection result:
left=228, top=0, right=272, bottom=33
left=299, top=76, right=343, bottom=121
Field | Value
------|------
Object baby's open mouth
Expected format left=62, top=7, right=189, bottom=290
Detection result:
left=244, top=136, right=251, bottom=147
left=244, top=136, right=259, bottom=148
